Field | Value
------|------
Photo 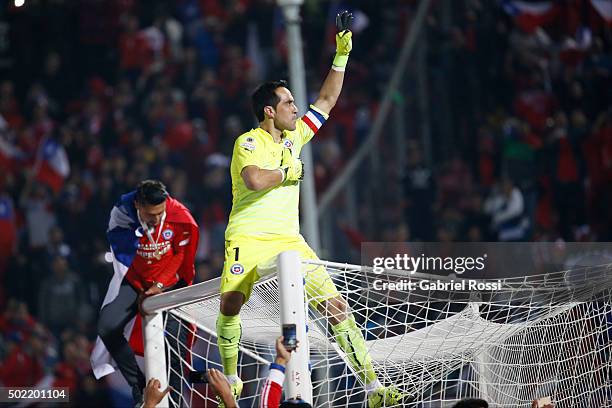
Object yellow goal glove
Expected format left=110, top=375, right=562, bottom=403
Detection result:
left=279, top=148, right=304, bottom=182
left=332, top=10, right=354, bottom=71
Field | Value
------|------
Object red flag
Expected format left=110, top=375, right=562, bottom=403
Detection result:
left=34, top=138, right=70, bottom=193
left=502, top=1, right=557, bottom=33
left=0, top=133, right=25, bottom=173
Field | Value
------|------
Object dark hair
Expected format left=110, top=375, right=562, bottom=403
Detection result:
left=135, top=180, right=168, bottom=205
left=279, top=401, right=312, bottom=408
left=452, top=399, right=489, bottom=408
left=251, top=80, right=289, bottom=122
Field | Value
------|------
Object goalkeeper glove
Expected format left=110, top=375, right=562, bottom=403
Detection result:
left=280, top=149, right=304, bottom=182
left=333, top=10, right=354, bottom=71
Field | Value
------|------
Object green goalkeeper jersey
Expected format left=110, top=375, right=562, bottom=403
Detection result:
left=225, top=105, right=328, bottom=241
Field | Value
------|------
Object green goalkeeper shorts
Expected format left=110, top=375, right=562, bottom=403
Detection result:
left=220, top=234, right=340, bottom=307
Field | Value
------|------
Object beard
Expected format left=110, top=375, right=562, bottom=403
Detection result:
left=275, top=117, right=297, bottom=132
left=284, top=119, right=297, bottom=131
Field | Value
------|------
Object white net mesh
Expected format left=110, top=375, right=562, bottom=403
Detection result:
left=158, top=259, right=612, bottom=407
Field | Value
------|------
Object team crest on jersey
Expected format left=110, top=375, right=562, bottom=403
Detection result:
left=162, top=229, right=174, bottom=240
left=283, top=139, right=293, bottom=149
left=246, top=137, right=254, bottom=142
left=230, top=263, right=245, bottom=275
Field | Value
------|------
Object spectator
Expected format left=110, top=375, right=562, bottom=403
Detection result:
left=93, top=180, right=199, bottom=406
left=531, top=398, right=554, bottom=408
left=0, top=0, right=609, bottom=403
left=0, top=299, right=37, bottom=349
left=547, top=111, right=586, bottom=240
left=46, top=226, right=73, bottom=263
left=437, top=156, right=473, bottom=212
left=20, top=182, right=56, bottom=250
left=0, top=192, right=16, bottom=304
left=461, top=192, right=490, bottom=241
left=143, top=377, right=172, bottom=408
left=207, top=370, right=238, bottom=408
left=38, top=255, right=86, bottom=337
left=452, top=399, right=488, bottom=408
left=0, top=323, right=46, bottom=387
left=118, top=15, right=146, bottom=82
left=259, top=336, right=312, bottom=408
left=484, top=178, right=529, bottom=241
left=402, top=143, right=435, bottom=241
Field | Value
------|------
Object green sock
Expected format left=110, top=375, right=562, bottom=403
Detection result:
left=216, top=313, right=242, bottom=376
left=332, top=315, right=377, bottom=385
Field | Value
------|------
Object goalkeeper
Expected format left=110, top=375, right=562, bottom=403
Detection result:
left=216, top=11, right=404, bottom=408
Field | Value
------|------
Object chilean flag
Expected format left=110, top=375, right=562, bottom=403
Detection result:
left=502, top=1, right=557, bottom=33
left=0, top=114, right=25, bottom=172
left=0, top=195, right=16, bottom=251
left=0, top=137, right=24, bottom=172
left=91, top=192, right=199, bottom=380
left=0, top=194, right=16, bottom=305
left=34, top=138, right=70, bottom=193
left=590, top=0, right=612, bottom=26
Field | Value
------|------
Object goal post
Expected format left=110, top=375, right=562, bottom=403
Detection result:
left=140, top=251, right=612, bottom=407
left=140, top=251, right=314, bottom=406
left=277, top=250, right=312, bottom=403
left=142, top=313, right=169, bottom=407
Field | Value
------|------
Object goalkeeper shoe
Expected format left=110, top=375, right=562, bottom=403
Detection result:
left=218, top=377, right=242, bottom=408
left=368, top=386, right=407, bottom=408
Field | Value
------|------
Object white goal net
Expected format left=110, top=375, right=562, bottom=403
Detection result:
left=143, top=255, right=612, bottom=407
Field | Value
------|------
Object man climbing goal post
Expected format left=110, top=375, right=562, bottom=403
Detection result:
left=214, top=9, right=405, bottom=408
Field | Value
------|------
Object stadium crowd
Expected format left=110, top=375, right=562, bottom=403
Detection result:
left=0, top=0, right=609, bottom=405
left=397, top=0, right=611, bottom=246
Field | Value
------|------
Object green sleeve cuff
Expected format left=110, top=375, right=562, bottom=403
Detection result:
left=332, top=54, right=349, bottom=69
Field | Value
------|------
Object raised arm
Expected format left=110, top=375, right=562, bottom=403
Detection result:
left=312, top=11, right=354, bottom=115
left=312, top=68, right=346, bottom=115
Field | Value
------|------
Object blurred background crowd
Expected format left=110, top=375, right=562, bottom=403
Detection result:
left=0, top=0, right=610, bottom=405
